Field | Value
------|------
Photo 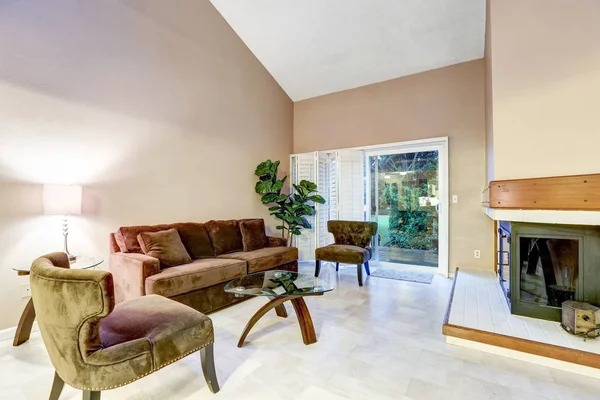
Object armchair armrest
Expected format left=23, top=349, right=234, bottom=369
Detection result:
left=109, top=253, right=160, bottom=303
left=267, top=236, right=288, bottom=247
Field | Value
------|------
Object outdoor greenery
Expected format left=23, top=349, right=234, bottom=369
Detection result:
left=373, top=152, right=438, bottom=251
left=254, top=159, right=325, bottom=244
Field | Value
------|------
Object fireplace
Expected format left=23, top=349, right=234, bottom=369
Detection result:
left=497, top=222, right=600, bottom=321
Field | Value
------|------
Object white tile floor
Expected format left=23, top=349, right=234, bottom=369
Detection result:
left=449, top=269, right=600, bottom=355
left=1, top=262, right=599, bottom=399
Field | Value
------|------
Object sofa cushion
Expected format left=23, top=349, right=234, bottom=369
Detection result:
left=240, top=219, right=268, bottom=252
left=115, top=224, right=173, bottom=253
left=205, top=220, right=243, bottom=255
left=145, top=258, right=246, bottom=298
left=219, top=246, right=298, bottom=273
left=172, top=223, right=215, bottom=259
left=138, top=229, right=192, bottom=269
left=315, top=244, right=370, bottom=264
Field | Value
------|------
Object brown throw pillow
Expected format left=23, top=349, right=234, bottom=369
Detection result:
left=173, top=222, right=215, bottom=259
left=240, top=219, right=268, bottom=252
left=205, top=220, right=244, bottom=255
left=137, top=229, right=192, bottom=268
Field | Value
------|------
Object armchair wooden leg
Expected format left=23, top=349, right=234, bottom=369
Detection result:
left=82, top=391, right=101, bottom=400
left=49, top=371, right=64, bottom=400
left=357, top=264, right=363, bottom=286
left=200, top=344, right=220, bottom=394
left=335, top=262, right=339, bottom=271
left=314, top=260, right=321, bottom=277
left=364, top=261, right=371, bottom=276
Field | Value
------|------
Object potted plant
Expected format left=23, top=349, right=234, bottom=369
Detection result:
left=254, top=159, right=325, bottom=245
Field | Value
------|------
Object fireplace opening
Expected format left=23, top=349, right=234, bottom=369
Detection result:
left=519, top=237, right=579, bottom=307
left=497, top=222, right=600, bottom=321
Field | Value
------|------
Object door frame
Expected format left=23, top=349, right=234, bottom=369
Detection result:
left=364, top=137, right=449, bottom=277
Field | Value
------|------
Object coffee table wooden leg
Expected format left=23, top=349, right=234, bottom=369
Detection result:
left=274, top=304, right=288, bottom=318
left=14, top=298, right=36, bottom=346
left=290, top=297, right=317, bottom=345
left=267, top=295, right=288, bottom=318
left=237, top=296, right=291, bottom=348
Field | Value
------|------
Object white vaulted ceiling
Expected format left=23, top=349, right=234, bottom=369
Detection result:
left=209, top=0, right=486, bottom=101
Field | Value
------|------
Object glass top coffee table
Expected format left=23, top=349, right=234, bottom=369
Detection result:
left=225, top=270, right=334, bottom=347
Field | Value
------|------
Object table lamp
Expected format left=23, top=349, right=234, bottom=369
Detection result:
left=43, top=184, right=82, bottom=262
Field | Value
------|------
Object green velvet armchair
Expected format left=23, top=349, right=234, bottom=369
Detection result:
left=29, top=253, right=219, bottom=400
left=314, top=221, right=378, bottom=286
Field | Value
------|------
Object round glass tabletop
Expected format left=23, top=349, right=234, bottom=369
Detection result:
left=13, top=256, right=104, bottom=275
left=224, top=270, right=334, bottom=297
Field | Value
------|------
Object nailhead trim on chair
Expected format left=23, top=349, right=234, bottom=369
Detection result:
left=70, top=341, right=214, bottom=391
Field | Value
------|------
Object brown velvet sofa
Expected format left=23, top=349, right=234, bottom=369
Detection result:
left=109, top=219, right=298, bottom=314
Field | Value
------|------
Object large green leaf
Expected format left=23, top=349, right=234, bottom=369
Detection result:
left=292, top=184, right=308, bottom=196
left=254, top=160, right=273, bottom=177
left=299, top=180, right=317, bottom=191
left=255, top=180, right=273, bottom=194
left=281, top=214, right=295, bottom=223
left=309, top=195, right=326, bottom=204
left=268, top=206, right=280, bottom=211
left=261, top=193, right=278, bottom=204
left=291, top=229, right=302, bottom=235
left=271, top=180, right=284, bottom=193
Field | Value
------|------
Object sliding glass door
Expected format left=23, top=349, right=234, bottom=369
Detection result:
left=367, top=140, right=448, bottom=274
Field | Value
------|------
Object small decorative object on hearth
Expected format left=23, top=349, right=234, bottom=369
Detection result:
left=561, top=300, right=600, bottom=339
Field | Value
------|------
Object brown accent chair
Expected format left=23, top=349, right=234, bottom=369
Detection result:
left=109, top=219, right=298, bottom=314
left=314, top=221, right=378, bottom=286
left=30, top=253, right=219, bottom=400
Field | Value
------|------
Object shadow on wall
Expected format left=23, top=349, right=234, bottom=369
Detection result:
left=0, top=0, right=283, bottom=138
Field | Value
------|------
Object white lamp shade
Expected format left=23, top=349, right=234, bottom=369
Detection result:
left=43, top=185, right=83, bottom=215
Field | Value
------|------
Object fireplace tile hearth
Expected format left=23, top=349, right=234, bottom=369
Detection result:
left=448, top=269, right=600, bottom=356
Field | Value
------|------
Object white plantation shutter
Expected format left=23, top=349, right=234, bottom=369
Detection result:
left=336, top=150, right=365, bottom=221
left=316, top=152, right=333, bottom=247
left=290, top=153, right=316, bottom=261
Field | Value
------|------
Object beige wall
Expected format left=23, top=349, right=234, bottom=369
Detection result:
left=485, top=0, right=494, bottom=183
left=294, top=60, right=493, bottom=273
left=0, top=0, right=292, bottom=330
left=490, top=0, right=600, bottom=180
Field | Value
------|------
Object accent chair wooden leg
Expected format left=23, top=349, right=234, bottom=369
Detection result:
left=336, top=262, right=339, bottom=271
left=314, top=259, right=321, bottom=277
left=200, top=344, right=220, bottom=394
left=82, top=390, right=101, bottom=400
left=357, top=264, right=363, bottom=286
left=13, top=298, right=36, bottom=346
left=49, top=371, right=64, bottom=400
left=364, top=261, right=371, bottom=276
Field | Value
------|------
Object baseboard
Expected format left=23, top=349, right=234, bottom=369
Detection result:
left=446, top=336, right=600, bottom=379
left=0, top=322, right=39, bottom=343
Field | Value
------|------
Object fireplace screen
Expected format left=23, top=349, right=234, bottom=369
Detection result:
left=519, top=237, right=579, bottom=307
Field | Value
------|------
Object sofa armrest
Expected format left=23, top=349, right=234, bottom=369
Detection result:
left=109, top=253, right=160, bottom=303
left=267, top=236, right=287, bottom=247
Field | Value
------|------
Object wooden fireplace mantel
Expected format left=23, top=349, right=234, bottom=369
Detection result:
left=489, top=173, right=600, bottom=211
